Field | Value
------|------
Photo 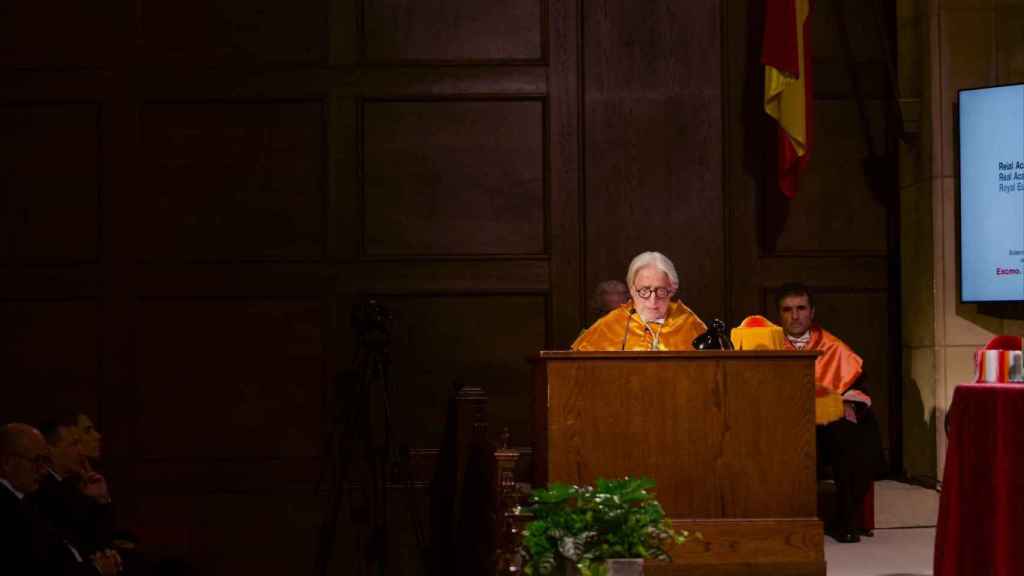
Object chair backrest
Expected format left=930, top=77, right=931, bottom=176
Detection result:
left=985, top=335, right=1022, bottom=350
left=730, top=315, right=787, bottom=350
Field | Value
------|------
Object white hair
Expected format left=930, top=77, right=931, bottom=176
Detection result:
left=626, top=251, right=679, bottom=289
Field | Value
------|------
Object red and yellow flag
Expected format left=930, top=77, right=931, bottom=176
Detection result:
left=762, top=0, right=813, bottom=198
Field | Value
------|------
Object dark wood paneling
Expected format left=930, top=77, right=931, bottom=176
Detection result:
left=0, top=1, right=128, bottom=68
left=193, top=492, right=321, bottom=574
left=372, top=295, right=546, bottom=447
left=810, top=0, right=893, bottom=100
left=141, top=0, right=328, bottom=64
left=119, top=479, right=429, bottom=575
left=116, top=488, right=331, bottom=574
left=358, top=67, right=548, bottom=98
left=0, top=268, right=100, bottom=300
left=134, top=300, right=323, bottom=459
left=132, top=264, right=333, bottom=297
left=1, top=104, right=99, bottom=263
left=547, top=0, right=583, bottom=347
left=583, top=0, right=725, bottom=321
left=331, top=98, right=358, bottom=260
left=137, top=101, right=325, bottom=261
left=0, top=301, right=100, bottom=425
left=764, top=101, right=889, bottom=256
left=362, top=0, right=543, bottom=63
left=352, top=259, right=549, bottom=294
left=363, top=100, right=545, bottom=256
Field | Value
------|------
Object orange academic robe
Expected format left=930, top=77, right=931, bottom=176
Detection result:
left=783, top=326, right=865, bottom=424
left=571, top=300, right=706, bottom=351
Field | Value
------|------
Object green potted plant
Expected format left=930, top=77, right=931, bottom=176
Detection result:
left=520, top=477, right=690, bottom=576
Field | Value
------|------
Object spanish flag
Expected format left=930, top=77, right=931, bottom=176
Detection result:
left=763, top=0, right=813, bottom=198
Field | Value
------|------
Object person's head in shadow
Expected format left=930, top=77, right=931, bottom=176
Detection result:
left=0, top=422, right=51, bottom=496
left=590, top=279, right=629, bottom=322
left=74, top=413, right=102, bottom=463
left=38, top=412, right=87, bottom=478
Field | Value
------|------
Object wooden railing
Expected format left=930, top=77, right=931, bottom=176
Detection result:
left=429, top=383, right=533, bottom=576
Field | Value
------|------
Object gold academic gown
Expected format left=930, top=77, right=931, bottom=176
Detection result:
left=783, top=326, right=864, bottom=424
left=571, top=301, right=706, bottom=351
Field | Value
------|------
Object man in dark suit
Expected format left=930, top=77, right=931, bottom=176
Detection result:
left=0, top=422, right=120, bottom=575
left=34, top=414, right=116, bottom=558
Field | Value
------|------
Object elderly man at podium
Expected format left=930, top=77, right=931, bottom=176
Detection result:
left=572, top=251, right=706, bottom=351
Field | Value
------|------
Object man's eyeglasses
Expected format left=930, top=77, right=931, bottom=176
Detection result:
left=634, top=286, right=673, bottom=300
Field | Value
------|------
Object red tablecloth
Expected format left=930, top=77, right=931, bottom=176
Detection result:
left=934, top=383, right=1024, bottom=576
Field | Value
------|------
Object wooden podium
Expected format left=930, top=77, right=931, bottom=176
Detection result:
left=532, top=351, right=825, bottom=576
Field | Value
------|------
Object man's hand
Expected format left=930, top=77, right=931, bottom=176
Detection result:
left=91, top=549, right=122, bottom=575
left=81, top=472, right=112, bottom=504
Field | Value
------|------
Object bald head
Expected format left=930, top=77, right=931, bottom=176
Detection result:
left=0, top=423, right=50, bottom=494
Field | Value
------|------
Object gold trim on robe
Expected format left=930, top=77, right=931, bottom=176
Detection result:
left=571, top=301, right=707, bottom=351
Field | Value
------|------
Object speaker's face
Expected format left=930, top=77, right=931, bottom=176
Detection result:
left=630, top=266, right=675, bottom=322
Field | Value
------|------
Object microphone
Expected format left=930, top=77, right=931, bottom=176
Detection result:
left=692, top=318, right=733, bottom=350
left=620, top=308, right=636, bottom=350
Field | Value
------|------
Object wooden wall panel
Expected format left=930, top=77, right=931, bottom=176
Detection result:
left=1, top=104, right=99, bottom=263
left=0, top=301, right=100, bottom=425
left=764, top=101, right=889, bottom=256
left=331, top=98, right=359, bottom=260
left=134, top=300, right=323, bottom=459
left=546, top=0, right=583, bottom=347
left=193, top=492, right=321, bottom=575
left=0, top=1, right=127, bottom=68
left=116, top=489, right=328, bottom=574
left=137, top=101, right=325, bottom=261
left=141, top=0, right=329, bottom=64
left=362, top=0, right=543, bottom=63
left=583, top=0, right=725, bottom=321
left=374, top=295, right=546, bottom=446
left=363, top=100, right=545, bottom=256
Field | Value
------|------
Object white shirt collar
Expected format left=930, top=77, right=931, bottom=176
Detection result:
left=786, top=330, right=812, bottom=349
left=0, top=478, right=24, bottom=500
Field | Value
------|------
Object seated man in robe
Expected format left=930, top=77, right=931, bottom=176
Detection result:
left=572, top=251, right=706, bottom=351
left=776, top=282, right=885, bottom=544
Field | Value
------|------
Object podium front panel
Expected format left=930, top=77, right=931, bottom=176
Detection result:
left=534, top=351, right=818, bottom=519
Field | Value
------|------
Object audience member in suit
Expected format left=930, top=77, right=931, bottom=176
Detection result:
left=36, top=413, right=192, bottom=576
left=0, top=422, right=121, bottom=575
left=34, top=413, right=116, bottom=557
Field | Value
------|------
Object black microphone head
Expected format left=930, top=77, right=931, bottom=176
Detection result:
left=693, top=318, right=730, bottom=350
